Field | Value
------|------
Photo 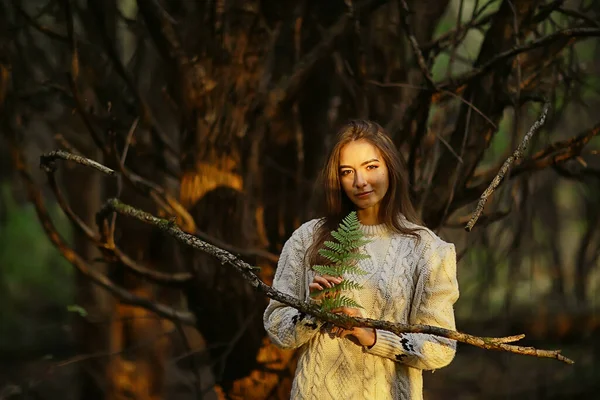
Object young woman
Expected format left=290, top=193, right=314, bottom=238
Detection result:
left=263, top=120, right=459, bottom=399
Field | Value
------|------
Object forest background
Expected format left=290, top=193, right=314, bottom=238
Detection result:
left=0, top=0, right=599, bottom=399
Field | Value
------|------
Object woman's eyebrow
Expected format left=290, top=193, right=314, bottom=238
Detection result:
left=339, top=158, right=380, bottom=169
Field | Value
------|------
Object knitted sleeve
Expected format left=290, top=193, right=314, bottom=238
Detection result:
left=365, top=242, right=459, bottom=370
left=263, top=220, right=324, bottom=349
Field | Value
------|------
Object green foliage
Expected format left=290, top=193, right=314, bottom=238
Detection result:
left=320, top=296, right=363, bottom=312
left=0, top=184, right=74, bottom=351
left=67, top=304, right=88, bottom=317
left=311, top=212, right=370, bottom=312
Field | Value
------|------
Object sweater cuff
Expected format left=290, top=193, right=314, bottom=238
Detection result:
left=291, top=310, right=324, bottom=331
left=365, top=329, right=414, bottom=362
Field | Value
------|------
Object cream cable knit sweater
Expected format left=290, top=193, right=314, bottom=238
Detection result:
left=263, top=218, right=459, bottom=400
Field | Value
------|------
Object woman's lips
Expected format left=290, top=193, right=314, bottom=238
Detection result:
left=356, top=191, right=373, bottom=198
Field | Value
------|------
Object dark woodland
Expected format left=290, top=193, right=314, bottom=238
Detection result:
left=0, top=0, right=599, bottom=399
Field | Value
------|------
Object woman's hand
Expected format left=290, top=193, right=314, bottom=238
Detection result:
left=330, top=307, right=376, bottom=347
left=309, top=275, right=342, bottom=300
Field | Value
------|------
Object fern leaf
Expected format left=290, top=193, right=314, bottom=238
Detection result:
left=335, top=264, right=368, bottom=275
left=330, top=230, right=347, bottom=245
left=318, top=249, right=346, bottom=264
left=323, top=240, right=344, bottom=253
left=311, top=211, right=372, bottom=311
left=321, top=295, right=364, bottom=311
left=344, top=252, right=371, bottom=262
left=312, top=265, right=343, bottom=277
left=335, top=280, right=363, bottom=291
left=309, top=280, right=363, bottom=299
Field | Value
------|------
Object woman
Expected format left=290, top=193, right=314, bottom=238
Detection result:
left=263, top=120, right=459, bottom=399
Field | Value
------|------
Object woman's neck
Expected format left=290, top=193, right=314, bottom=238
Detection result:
left=357, top=207, right=380, bottom=225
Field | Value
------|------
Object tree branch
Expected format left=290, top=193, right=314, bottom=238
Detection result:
left=397, top=0, right=436, bottom=89
left=263, top=0, right=389, bottom=116
left=40, top=149, right=116, bottom=175
left=104, top=198, right=574, bottom=364
left=10, top=141, right=196, bottom=325
left=440, top=27, right=600, bottom=91
left=511, top=122, right=600, bottom=177
left=465, top=102, right=550, bottom=231
left=463, top=120, right=600, bottom=204
left=39, top=151, right=194, bottom=285
left=39, top=149, right=276, bottom=277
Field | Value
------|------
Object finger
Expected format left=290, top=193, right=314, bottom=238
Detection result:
left=322, top=275, right=343, bottom=284
left=313, top=276, right=333, bottom=288
left=330, top=307, right=349, bottom=314
left=340, top=330, right=352, bottom=338
left=308, top=283, right=324, bottom=292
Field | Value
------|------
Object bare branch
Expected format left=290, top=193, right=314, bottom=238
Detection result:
left=40, top=149, right=116, bottom=176
left=38, top=151, right=194, bottom=285
left=465, top=121, right=600, bottom=200
left=440, top=27, right=600, bottom=90
left=445, top=209, right=511, bottom=229
left=105, top=198, right=574, bottom=364
left=12, top=0, right=69, bottom=42
left=465, top=102, right=550, bottom=231
left=512, top=122, right=600, bottom=177
left=10, top=142, right=196, bottom=325
left=39, top=148, right=276, bottom=271
left=397, top=0, right=436, bottom=88
left=422, top=12, right=494, bottom=54
left=555, top=7, right=600, bottom=28
left=264, top=0, right=389, bottom=115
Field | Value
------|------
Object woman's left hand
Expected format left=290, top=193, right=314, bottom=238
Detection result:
left=330, top=307, right=376, bottom=347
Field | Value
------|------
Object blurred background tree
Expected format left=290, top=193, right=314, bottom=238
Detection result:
left=0, top=0, right=599, bottom=399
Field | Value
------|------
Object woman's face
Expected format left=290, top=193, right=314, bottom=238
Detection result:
left=339, top=139, right=389, bottom=212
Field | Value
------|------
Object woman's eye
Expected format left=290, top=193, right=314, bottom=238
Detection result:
left=366, top=164, right=378, bottom=170
left=340, top=170, right=352, bottom=176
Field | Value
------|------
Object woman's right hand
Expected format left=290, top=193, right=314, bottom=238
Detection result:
left=309, top=275, right=343, bottom=300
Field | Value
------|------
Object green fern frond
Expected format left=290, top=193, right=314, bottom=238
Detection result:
left=309, top=280, right=362, bottom=299
left=323, top=241, right=344, bottom=253
left=318, top=249, right=346, bottom=263
left=334, top=280, right=363, bottom=291
left=339, top=265, right=368, bottom=275
left=321, top=295, right=364, bottom=311
left=313, top=264, right=368, bottom=277
left=330, top=230, right=347, bottom=245
left=312, top=211, right=371, bottom=311
left=343, top=252, right=371, bottom=262
left=312, top=265, right=343, bottom=277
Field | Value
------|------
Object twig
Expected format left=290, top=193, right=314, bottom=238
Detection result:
left=264, top=0, right=389, bottom=115
left=109, top=117, right=139, bottom=243
left=11, top=143, right=196, bottom=325
left=40, top=148, right=278, bottom=264
left=421, top=11, right=494, bottom=54
left=445, top=209, right=511, bottom=228
left=462, top=120, right=600, bottom=205
left=12, top=0, right=69, bottom=42
left=440, top=27, right=600, bottom=90
left=437, top=93, right=474, bottom=233
left=397, top=0, right=436, bottom=89
left=40, top=150, right=116, bottom=175
left=556, top=7, right=600, bottom=28
left=66, top=72, right=109, bottom=154
left=367, top=80, right=497, bottom=129
left=38, top=151, right=194, bottom=285
left=86, top=1, right=177, bottom=155
left=105, top=198, right=574, bottom=364
left=465, top=102, right=550, bottom=231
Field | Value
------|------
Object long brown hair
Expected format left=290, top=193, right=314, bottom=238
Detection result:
left=307, top=119, right=423, bottom=267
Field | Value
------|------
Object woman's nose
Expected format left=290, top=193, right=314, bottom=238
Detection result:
left=354, top=171, right=367, bottom=188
